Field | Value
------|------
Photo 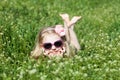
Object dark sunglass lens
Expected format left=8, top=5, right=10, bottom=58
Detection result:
left=43, top=43, right=52, bottom=49
left=54, top=41, right=63, bottom=47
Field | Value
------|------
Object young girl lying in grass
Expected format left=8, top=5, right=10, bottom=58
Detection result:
left=31, top=13, right=81, bottom=59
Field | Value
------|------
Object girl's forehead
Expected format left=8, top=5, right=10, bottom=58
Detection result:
left=42, top=33, right=61, bottom=43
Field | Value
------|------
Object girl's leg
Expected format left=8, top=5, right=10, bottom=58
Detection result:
left=69, top=26, right=80, bottom=50
left=60, top=14, right=81, bottom=50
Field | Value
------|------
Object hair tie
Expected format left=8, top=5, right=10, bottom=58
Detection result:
left=55, top=25, right=65, bottom=36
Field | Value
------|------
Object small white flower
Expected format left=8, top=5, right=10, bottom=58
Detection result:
left=0, top=33, right=3, bottom=35
left=40, top=75, right=47, bottom=80
left=29, top=69, right=37, bottom=74
left=83, top=73, right=88, bottom=77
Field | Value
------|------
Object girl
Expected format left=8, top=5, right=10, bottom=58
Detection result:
left=31, top=13, right=81, bottom=59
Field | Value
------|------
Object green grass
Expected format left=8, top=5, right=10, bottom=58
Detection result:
left=0, top=0, right=120, bottom=80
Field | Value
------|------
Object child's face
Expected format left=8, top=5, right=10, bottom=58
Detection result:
left=41, top=33, right=65, bottom=57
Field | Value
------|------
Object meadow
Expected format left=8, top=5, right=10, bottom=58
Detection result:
left=0, top=0, right=120, bottom=80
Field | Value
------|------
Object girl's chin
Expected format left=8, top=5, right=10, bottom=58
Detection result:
left=49, top=51, right=60, bottom=54
left=48, top=51, right=63, bottom=57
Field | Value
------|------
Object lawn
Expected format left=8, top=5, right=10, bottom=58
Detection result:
left=0, top=0, right=120, bottom=80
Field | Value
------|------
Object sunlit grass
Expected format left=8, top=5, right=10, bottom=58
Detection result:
left=0, top=0, right=120, bottom=80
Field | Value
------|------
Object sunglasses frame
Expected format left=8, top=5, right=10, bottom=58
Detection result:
left=42, top=40, right=63, bottom=50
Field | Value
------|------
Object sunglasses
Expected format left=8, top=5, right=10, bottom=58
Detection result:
left=43, top=40, right=63, bottom=50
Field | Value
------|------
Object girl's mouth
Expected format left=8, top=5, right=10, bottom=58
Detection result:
left=48, top=50, right=61, bottom=54
left=43, top=47, right=65, bottom=58
left=47, top=50, right=64, bottom=58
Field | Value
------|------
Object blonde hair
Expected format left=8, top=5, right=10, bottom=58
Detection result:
left=31, top=26, right=65, bottom=59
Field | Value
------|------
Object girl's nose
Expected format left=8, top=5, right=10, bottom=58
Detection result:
left=51, top=45, right=56, bottom=50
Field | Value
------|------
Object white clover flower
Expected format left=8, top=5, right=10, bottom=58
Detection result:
left=106, top=39, right=109, bottom=43
left=118, top=35, right=120, bottom=38
left=109, top=44, right=113, bottom=48
left=118, top=43, right=120, bottom=46
left=17, top=67, right=22, bottom=71
left=52, top=68, right=60, bottom=74
left=87, top=64, right=91, bottom=69
left=83, top=73, right=88, bottom=77
left=17, top=31, right=19, bottom=33
left=2, top=73, right=7, bottom=78
left=81, top=66, right=86, bottom=70
left=19, top=69, right=24, bottom=79
left=0, top=33, right=3, bottom=35
left=94, top=64, right=97, bottom=67
left=18, top=35, right=22, bottom=38
left=105, top=67, right=109, bottom=72
left=81, top=39, right=84, bottom=43
left=29, top=69, right=37, bottom=74
left=55, top=77, right=61, bottom=80
left=52, top=63, right=56, bottom=66
left=47, top=60, right=52, bottom=64
left=115, top=38, right=118, bottom=41
left=64, top=61, right=69, bottom=65
left=94, top=68, right=102, bottom=71
left=40, top=74, right=47, bottom=80
left=59, top=62, right=64, bottom=67
left=74, top=71, right=79, bottom=75
left=28, top=65, right=32, bottom=69
left=119, top=68, right=120, bottom=71
left=110, top=69, right=117, bottom=72
left=115, top=54, right=120, bottom=58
